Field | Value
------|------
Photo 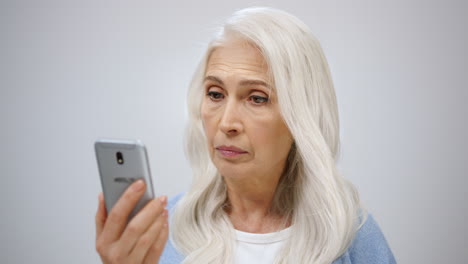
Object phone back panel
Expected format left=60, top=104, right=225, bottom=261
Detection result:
left=95, top=139, right=154, bottom=220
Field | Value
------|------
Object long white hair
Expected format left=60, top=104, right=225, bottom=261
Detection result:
left=172, top=7, right=367, bottom=264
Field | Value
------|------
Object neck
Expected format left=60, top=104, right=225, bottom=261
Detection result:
left=223, top=174, right=288, bottom=233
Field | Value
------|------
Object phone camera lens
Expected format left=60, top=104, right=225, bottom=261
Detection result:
left=116, top=152, right=124, bottom=165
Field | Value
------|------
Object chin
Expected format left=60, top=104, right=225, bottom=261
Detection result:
left=216, top=164, right=249, bottom=179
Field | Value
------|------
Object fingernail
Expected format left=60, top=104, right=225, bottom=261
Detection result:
left=132, top=180, right=145, bottom=192
left=158, top=195, right=167, bottom=204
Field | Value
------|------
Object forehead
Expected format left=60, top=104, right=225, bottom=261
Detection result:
left=205, top=38, right=270, bottom=81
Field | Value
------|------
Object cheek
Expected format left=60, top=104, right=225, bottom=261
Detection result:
left=252, top=116, right=288, bottom=142
left=201, top=105, right=216, bottom=141
left=251, top=119, right=292, bottom=157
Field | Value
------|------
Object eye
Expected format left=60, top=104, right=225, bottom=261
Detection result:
left=249, top=95, right=269, bottom=105
left=207, top=90, right=224, bottom=101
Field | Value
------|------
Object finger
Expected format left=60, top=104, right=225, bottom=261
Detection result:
left=100, top=180, right=146, bottom=244
left=143, top=214, right=169, bottom=264
left=95, top=192, right=107, bottom=239
left=130, top=208, right=168, bottom=263
left=129, top=208, right=168, bottom=264
left=118, top=196, right=167, bottom=255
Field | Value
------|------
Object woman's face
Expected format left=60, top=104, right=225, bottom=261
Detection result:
left=201, top=37, right=293, bottom=185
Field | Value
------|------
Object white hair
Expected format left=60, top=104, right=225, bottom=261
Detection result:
left=172, top=7, right=367, bottom=264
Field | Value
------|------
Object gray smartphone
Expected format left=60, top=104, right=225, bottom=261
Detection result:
left=95, top=138, right=155, bottom=221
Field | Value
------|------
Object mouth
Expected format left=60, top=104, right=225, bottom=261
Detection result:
left=215, top=145, right=248, bottom=158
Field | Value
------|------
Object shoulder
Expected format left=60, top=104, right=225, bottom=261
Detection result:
left=167, top=192, right=184, bottom=211
left=159, top=193, right=185, bottom=264
left=333, top=214, right=397, bottom=264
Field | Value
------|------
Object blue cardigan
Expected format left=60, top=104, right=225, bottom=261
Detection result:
left=160, top=194, right=396, bottom=263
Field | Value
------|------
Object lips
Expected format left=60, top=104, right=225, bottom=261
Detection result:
left=215, top=145, right=248, bottom=157
left=216, top=145, right=247, bottom=152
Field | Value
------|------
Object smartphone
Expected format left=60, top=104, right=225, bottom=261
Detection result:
left=95, top=138, right=155, bottom=221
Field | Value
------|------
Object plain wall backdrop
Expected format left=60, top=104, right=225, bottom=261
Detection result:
left=1, top=0, right=466, bottom=263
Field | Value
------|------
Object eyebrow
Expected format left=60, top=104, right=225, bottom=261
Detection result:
left=203, top=75, right=270, bottom=88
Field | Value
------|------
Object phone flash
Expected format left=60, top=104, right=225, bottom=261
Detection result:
left=116, top=152, right=124, bottom=165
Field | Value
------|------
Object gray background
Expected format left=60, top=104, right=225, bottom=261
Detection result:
left=1, top=0, right=466, bottom=263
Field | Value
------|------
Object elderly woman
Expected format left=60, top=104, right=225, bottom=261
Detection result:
left=95, top=7, right=396, bottom=264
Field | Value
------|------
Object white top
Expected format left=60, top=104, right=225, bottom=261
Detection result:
left=234, top=227, right=291, bottom=264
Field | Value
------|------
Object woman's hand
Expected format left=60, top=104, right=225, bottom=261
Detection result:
left=95, top=180, right=169, bottom=264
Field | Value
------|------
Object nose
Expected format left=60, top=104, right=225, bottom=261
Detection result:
left=219, top=99, right=243, bottom=136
